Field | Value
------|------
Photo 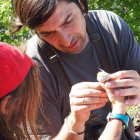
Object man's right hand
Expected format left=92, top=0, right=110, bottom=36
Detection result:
left=69, top=82, right=109, bottom=123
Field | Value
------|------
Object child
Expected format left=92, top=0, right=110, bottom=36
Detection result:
left=0, top=42, right=41, bottom=140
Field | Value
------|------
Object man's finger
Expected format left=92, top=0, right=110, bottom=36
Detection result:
left=72, top=82, right=104, bottom=90
left=70, top=97, right=109, bottom=105
left=109, top=70, right=139, bottom=80
left=70, top=89, right=107, bottom=97
left=125, top=98, right=140, bottom=106
left=71, top=103, right=106, bottom=114
left=105, top=79, right=137, bottom=88
left=113, top=87, right=138, bottom=96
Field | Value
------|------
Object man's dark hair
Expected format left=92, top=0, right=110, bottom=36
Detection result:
left=13, top=0, right=88, bottom=32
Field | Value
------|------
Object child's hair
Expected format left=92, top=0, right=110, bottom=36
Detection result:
left=0, top=42, right=41, bottom=140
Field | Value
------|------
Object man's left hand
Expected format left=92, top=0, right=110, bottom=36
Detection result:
left=104, top=70, right=140, bottom=106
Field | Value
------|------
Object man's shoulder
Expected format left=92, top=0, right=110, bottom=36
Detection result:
left=88, top=10, right=119, bottom=19
left=88, top=10, right=126, bottom=34
left=88, top=10, right=122, bottom=24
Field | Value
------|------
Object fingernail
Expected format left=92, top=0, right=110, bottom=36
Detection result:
left=106, top=83, right=112, bottom=88
left=114, top=90, right=120, bottom=95
left=125, top=100, right=129, bottom=105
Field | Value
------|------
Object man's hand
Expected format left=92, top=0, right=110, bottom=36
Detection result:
left=69, top=82, right=109, bottom=123
left=97, top=69, right=126, bottom=114
left=104, top=70, right=140, bottom=106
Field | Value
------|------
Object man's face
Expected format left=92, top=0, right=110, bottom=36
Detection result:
left=36, top=1, right=89, bottom=54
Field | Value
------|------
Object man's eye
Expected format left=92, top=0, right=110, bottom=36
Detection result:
left=44, top=32, right=52, bottom=37
left=66, top=18, right=73, bottom=24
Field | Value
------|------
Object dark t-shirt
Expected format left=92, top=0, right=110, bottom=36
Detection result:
left=27, top=10, right=140, bottom=140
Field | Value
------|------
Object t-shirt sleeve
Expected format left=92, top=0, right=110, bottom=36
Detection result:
left=117, top=17, right=140, bottom=74
left=36, top=85, right=62, bottom=140
left=36, top=64, right=70, bottom=140
left=26, top=39, right=70, bottom=140
left=105, top=11, right=140, bottom=74
left=91, top=10, right=140, bottom=74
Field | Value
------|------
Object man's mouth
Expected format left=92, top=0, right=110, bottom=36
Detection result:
left=66, top=38, right=78, bottom=49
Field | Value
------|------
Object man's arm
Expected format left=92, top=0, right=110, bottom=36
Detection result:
left=98, top=104, right=125, bottom=140
left=53, top=82, right=108, bottom=140
left=53, top=113, right=85, bottom=140
left=98, top=72, right=126, bottom=140
left=59, top=81, right=126, bottom=140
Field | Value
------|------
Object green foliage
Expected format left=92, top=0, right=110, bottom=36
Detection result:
left=0, top=0, right=30, bottom=46
left=88, top=0, right=140, bottom=44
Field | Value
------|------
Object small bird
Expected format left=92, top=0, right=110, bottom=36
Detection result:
left=97, top=69, right=110, bottom=82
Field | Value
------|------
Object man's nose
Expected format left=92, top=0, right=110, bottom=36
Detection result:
left=58, top=29, right=72, bottom=47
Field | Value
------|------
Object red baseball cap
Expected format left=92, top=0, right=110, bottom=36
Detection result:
left=0, top=42, right=33, bottom=98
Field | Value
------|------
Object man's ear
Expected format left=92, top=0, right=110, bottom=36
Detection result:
left=1, top=95, right=12, bottom=115
left=78, top=0, right=85, bottom=9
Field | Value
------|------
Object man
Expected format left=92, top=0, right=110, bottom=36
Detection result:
left=13, top=0, right=140, bottom=139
